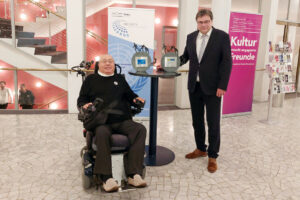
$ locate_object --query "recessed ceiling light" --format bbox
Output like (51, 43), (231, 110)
(155, 18), (161, 24)
(173, 19), (178, 26)
(20, 13), (27, 20)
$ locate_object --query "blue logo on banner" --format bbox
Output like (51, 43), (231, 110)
(130, 76), (148, 93)
(108, 35), (153, 117)
(112, 20), (129, 38)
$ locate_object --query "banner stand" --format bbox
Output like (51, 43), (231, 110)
(223, 12), (263, 115)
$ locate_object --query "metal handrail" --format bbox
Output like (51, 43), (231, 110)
(27, 0), (66, 20)
(37, 91), (67, 109)
(86, 30), (107, 44)
(0, 67), (89, 109)
(0, 67), (94, 72)
(26, 0), (108, 45)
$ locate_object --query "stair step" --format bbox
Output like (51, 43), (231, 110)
(34, 45), (57, 54)
(51, 52), (67, 64)
(0, 18), (10, 21)
(16, 31), (35, 38)
(17, 38), (46, 47)
(0, 24), (23, 31)
(0, 29), (12, 38)
(0, 18), (11, 25)
(0, 30), (35, 38)
(38, 51), (65, 56)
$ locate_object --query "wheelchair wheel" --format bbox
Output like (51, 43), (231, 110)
(82, 167), (92, 189)
(80, 146), (87, 158)
(142, 165), (146, 179)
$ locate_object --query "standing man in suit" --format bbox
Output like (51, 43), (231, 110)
(180, 9), (232, 173)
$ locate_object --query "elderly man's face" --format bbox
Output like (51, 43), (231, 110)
(99, 55), (115, 75)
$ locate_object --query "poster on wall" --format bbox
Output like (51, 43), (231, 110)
(222, 12), (263, 115)
(108, 7), (155, 117)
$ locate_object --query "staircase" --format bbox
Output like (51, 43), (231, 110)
(0, 18), (67, 64)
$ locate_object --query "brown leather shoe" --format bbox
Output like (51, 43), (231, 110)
(185, 149), (207, 159)
(207, 158), (217, 173)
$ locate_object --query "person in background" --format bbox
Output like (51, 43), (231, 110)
(0, 81), (13, 109)
(19, 83), (35, 109)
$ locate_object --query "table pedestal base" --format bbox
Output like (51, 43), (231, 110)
(144, 145), (175, 166)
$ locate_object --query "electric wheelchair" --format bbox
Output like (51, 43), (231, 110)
(78, 63), (146, 191)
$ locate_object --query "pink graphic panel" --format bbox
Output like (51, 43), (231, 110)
(223, 12), (263, 115)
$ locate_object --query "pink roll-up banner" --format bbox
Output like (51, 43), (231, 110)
(222, 12), (263, 115)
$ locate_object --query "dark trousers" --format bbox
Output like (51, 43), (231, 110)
(0, 104), (8, 109)
(21, 105), (33, 109)
(189, 82), (221, 158)
(93, 120), (146, 176)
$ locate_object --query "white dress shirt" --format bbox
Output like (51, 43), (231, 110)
(196, 28), (212, 82)
(0, 88), (13, 104)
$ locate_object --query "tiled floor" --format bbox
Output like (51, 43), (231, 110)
(0, 97), (299, 200)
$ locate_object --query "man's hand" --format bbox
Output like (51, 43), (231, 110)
(134, 97), (145, 103)
(216, 89), (226, 98)
(83, 102), (92, 110)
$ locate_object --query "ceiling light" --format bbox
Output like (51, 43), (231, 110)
(35, 82), (42, 88)
(50, 103), (58, 109)
(20, 13), (27, 20)
(155, 18), (161, 24)
(172, 19), (178, 26)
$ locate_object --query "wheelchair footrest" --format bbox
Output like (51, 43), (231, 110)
(83, 151), (95, 177)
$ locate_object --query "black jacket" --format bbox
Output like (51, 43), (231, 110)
(19, 90), (35, 105)
(77, 73), (138, 124)
(180, 28), (232, 94)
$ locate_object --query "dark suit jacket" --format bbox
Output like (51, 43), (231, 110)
(180, 27), (232, 94)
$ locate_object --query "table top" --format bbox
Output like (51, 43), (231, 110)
(129, 70), (181, 78)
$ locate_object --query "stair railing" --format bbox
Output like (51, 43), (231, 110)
(26, 0), (108, 46)
(0, 67), (94, 72)
(0, 67), (94, 110)
(36, 91), (67, 109)
(47, 11), (51, 45)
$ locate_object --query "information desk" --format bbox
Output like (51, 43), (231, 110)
(129, 71), (181, 166)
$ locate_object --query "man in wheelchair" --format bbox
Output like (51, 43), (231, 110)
(77, 54), (147, 192)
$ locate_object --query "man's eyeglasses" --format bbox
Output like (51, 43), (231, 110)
(197, 20), (211, 25)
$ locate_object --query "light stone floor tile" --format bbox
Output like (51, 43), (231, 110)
(0, 98), (300, 199)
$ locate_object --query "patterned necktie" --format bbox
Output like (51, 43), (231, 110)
(198, 34), (207, 63)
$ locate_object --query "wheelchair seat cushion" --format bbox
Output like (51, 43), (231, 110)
(92, 133), (130, 153)
(111, 134), (130, 147)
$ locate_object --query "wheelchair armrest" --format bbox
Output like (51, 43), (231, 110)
(130, 99), (145, 116)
